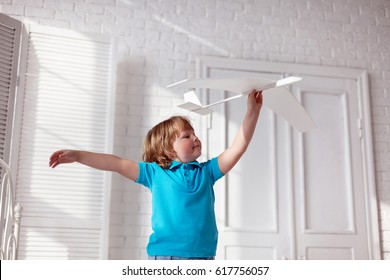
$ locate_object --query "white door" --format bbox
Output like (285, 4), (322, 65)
(200, 57), (380, 260)
(291, 76), (369, 260)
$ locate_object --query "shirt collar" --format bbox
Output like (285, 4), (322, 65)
(169, 160), (201, 170)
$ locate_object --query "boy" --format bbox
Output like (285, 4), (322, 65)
(49, 90), (263, 259)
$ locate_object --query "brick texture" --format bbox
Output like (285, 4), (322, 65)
(1, 0), (389, 260)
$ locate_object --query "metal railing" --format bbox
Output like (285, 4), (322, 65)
(0, 157), (22, 260)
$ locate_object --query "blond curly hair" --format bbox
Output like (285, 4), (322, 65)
(142, 116), (194, 169)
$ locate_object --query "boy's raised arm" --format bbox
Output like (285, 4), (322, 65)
(49, 150), (139, 181)
(217, 90), (263, 175)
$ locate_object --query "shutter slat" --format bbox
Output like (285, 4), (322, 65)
(0, 15), (21, 164)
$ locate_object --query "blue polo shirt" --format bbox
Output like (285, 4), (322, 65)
(136, 157), (224, 257)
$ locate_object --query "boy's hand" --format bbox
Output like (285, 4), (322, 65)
(248, 89), (263, 112)
(49, 150), (78, 168)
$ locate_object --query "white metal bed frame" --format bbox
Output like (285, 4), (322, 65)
(0, 157), (22, 260)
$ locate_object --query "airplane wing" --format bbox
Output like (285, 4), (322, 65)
(167, 76), (302, 93)
(167, 77), (276, 93)
(264, 87), (316, 133)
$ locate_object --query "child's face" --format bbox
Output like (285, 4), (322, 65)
(172, 129), (202, 163)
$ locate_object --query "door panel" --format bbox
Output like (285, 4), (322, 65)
(300, 90), (354, 233)
(306, 247), (354, 260)
(227, 97), (278, 231)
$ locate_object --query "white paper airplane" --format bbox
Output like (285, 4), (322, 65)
(167, 76), (316, 133)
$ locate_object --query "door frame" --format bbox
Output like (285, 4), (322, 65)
(196, 56), (380, 259)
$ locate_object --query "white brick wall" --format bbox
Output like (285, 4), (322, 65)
(1, 0), (389, 259)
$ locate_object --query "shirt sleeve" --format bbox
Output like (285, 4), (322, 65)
(209, 157), (224, 182)
(136, 161), (156, 189)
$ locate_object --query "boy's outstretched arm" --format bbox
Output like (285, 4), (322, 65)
(49, 150), (139, 181)
(218, 90), (263, 175)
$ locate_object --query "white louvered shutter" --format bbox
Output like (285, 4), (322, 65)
(0, 14), (21, 164)
(15, 25), (115, 259)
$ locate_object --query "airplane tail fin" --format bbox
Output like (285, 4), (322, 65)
(177, 91), (213, 115)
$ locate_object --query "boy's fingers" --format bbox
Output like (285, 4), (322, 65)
(254, 91), (263, 104)
(49, 157), (59, 168)
(49, 150), (65, 167)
